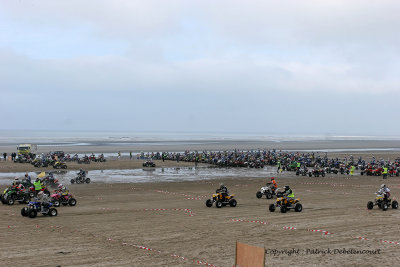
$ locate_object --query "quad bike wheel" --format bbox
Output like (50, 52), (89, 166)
(269, 204), (276, 212)
(216, 201), (223, 208)
(229, 199), (237, 207)
(69, 198), (77, 206)
(53, 200), (60, 207)
(308, 173), (312, 177)
(7, 197), (15, 205)
(205, 199), (213, 207)
(85, 178), (91, 184)
(76, 179), (81, 184)
(321, 173), (325, 177)
(70, 179), (75, 184)
(392, 200), (398, 209)
(23, 196), (30, 204)
(256, 191), (262, 199)
(49, 208), (58, 216)
(21, 207), (28, 217)
(28, 209), (38, 218)
(367, 201), (374, 210)
(280, 206), (287, 213)
(382, 203), (388, 211)
(294, 203), (303, 212)
(266, 192), (272, 199)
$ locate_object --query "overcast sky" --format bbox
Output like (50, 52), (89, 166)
(1, 0), (400, 136)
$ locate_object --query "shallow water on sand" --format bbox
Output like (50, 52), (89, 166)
(0, 166), (278, 185)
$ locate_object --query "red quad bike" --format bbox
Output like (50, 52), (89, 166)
(361, 167), (374, 176)
(28, 185), (50, 198)
(373, 167), (383, 176)
(50, 191), (77, 207)
(389, 168), (400, 177)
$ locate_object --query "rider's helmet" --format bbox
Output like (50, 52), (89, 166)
(381, 184), (386, 188)
(37, 191), (44, 197)
(271, 177), (275, 180)
(58, 184), (63, 189)
(285, 185), (290, 190)
(25, 173), (28, 177)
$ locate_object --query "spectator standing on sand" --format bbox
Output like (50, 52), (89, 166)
(118, 151), (121, 159)
(130, 151), (132, 159)
(3, 152), (7, 161)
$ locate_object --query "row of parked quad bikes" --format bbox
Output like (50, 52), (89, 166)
(291, 166), (399, 177)
(14, 154), (106, 168)
(204, 183), (398, 213)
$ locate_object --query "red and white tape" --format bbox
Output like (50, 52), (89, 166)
(140, 208), (194, 216)
(231, 219), (268, 225)
(231, 219), (296, 230)
(353, 236), (369, 241)
(109, 239), (218, 266)
(308, 229), (333, 235)
(381, 240), (400, 245)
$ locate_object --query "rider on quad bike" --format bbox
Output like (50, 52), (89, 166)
(378, 184), (390, 201)
(282, 185), (295, 202)
(217, 183), (229, 201)
(268, 177), (278, 192)
(57, 184), (69, 195)
(78, 169), (86, 178)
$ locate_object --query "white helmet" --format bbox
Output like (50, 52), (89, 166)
(58, 184), (63, 189)
(381, 184), (386, 188)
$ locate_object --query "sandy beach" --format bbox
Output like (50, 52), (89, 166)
(0, 143), (399, 266)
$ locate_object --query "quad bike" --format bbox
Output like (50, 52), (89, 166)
(143, 161), (156, 167)
(367, 193), (398, 211)
(256, 185), (282, 199)
(42, 176), (59, 189)
(28, 184), (51, 198)
(324, 167), (339, 174)
(78, 157), (90, 164)
(205, 190), (237, 208)
(339, 165), (350, 175)
(70, 174), (91, 184)
(21, 200), (57, 218)
(360, 167), (374, 176)
(1, 187), (31, 205)
(308, 169), (325, 177)
(53, 161), (67, 169)
(285, 162), (298, 172)
(269, 196), (303, 213)
(372, 167), (383, 176)
(296, 168), (308, 176)
(50, 191), (77, 207)
(95, 156), (106, 162)
(389, 168), (400, 177)
(33, 161), (49, 168)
